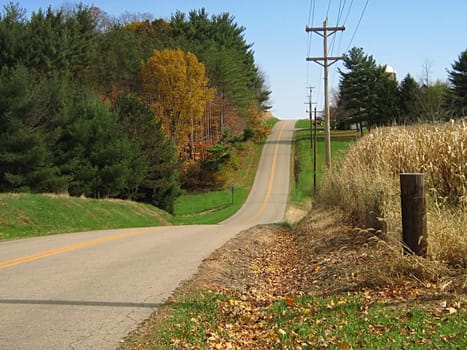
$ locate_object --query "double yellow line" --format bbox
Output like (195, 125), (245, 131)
(0, 228), (163, 270)
(243, 122), (287, 224)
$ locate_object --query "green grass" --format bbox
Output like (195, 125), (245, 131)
(172, 187), (249, 225)
(270, 294), (466, 349)
(0, 193), (169, 240)
(290, 120), (357, 204)
(134, 290), (466, 349)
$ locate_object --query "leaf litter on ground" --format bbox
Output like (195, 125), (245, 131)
(120, 207), (466, 349)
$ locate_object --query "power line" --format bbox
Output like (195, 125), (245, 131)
(346, 0), (370, 51)
(336, 0), (346, 25)
(343, 0), (355, 24)
(326, 0), (332, 19)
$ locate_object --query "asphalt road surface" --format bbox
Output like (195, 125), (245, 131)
(0, 120), (295, 350)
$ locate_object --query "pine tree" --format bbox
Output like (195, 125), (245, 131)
(0, 66), (66, 193)
(448, 49), (467, 116)
(113, 94), (180, 213)
(338, 47), (379, 130)
(399, 74), (421, 124)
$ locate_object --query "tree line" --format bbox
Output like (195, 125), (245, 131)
(0, 3), (271, 212)
(334, 47), (467, 131)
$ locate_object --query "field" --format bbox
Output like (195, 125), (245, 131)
(318, 121), (467, 270)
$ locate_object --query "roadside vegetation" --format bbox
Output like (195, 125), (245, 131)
(172, 132), (269, 224)
(121, 209), (466, 349)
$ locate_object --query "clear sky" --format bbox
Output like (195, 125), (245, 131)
(9, 0), (467, 120)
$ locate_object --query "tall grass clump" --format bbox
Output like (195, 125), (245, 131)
(318, 120), (467, 269)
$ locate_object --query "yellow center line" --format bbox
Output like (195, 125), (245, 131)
(0, 227), (167, 270)
(243, 122), (287, 224)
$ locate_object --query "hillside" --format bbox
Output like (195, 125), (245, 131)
(0, 193), (170, 240)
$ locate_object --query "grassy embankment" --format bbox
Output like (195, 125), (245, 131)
(0, 193), (171, 240)
(0, 119), (278, 240)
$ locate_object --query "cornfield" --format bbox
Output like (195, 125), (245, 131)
(318, 120), (467, 268)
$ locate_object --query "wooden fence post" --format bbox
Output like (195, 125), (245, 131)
(400, 173), (427, 257)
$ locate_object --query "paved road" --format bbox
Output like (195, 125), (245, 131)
(0, 120), (295, 350)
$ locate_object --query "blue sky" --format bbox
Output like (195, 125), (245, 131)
(9, 0), (467, 120)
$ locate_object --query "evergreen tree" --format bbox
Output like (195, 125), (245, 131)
(0, 2), (27, 68)
(374, 68), (400, 125)
(169, 9), (271, 115)
(0, 65), (66, 192)
(399, 74), (421, 124)
(113, 94), (180, 213)
(448, 49), (467, 116)
(339, 48), (401, 129)
(23, 5), (97, 79)
(338, 47), (379, 130)
(56, 92), (135, 198)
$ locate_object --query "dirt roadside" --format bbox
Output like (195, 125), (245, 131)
(120, 206), (466, 349)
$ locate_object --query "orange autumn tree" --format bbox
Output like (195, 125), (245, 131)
(141, 48), (215, 158)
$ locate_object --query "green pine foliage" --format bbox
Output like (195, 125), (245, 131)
(113, 94), (180, 214)
(0, 65), (66, 193)
(168, 9), (271, 114)
(338, 47), (399, 129)
(448, 49), (467, 116)
(398, 74), (422, 124)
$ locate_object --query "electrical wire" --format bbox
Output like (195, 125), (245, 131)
(336, 0), (346, 25)
(326, 0), (332, 20)
(346, 0), (370, 51)
(343, 0), (355, 24)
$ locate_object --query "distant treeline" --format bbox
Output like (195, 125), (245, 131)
(334, 47), (467, 131)
(0, 3), (271, 213)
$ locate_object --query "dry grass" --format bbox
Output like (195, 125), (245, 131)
(317, 120), (467, 276)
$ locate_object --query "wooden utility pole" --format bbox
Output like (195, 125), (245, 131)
(313, 107), (317, 196)
(306, 19), (345, 170)
(307, 86), (314, 149)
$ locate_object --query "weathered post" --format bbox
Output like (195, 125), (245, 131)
(400, 173), (427, 257)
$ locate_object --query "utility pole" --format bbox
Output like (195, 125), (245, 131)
(306, 19), (345, 170)
(306, 86), (314, 149)
(313, 107), (317, 196)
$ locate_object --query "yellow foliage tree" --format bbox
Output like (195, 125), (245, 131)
(141, 48), (215, 158)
